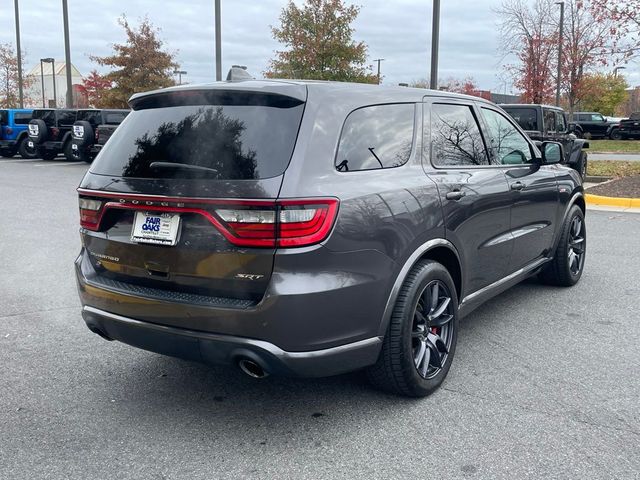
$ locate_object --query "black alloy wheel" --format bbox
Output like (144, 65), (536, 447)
(412, 280), (455, 379)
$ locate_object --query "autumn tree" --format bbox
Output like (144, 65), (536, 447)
(577, 72), (629, 115)
(0, 43), (33, 108)
(589, 0), (640, 57)
(90, 16), (177, 108)
(266, 0), (378, 83)
(496, 0), (557, 104)
(82, 70), (113, 108)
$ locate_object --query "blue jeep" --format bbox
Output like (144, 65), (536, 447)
(0, 109), (37, 158)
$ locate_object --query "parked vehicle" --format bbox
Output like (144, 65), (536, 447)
(612, 112), (640, 140)
(76, 81), (586, 397)
(570, 111), (617, 139)
(501, 104), (589, 179)
(28, 109), (77, 160)
(0, 108), (37, 159)
(71, 109), (129, 163)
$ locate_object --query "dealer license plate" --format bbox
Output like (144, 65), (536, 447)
(131, 212), (181, 246)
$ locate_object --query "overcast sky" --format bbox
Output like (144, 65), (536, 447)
(1, 0), (638, 92)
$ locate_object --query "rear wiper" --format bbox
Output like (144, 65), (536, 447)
(149, 162), (219, 174)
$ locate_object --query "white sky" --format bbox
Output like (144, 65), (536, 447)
(1, 0), (638, 92)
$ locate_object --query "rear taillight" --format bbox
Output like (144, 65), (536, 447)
(79, 197), (103, 230)
(51, 127), (60, 139)
(95, 129), (100, 141)
(213, 199), (339, 247)
(76, 190), (339, 248)
(6, 127), (13, 135)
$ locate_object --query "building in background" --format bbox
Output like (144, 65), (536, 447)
(621, 86), (640, 116)
(24, 61), (85, 108)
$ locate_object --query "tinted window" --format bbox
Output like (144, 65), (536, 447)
(57, 110), (77, 126)
(14, 112), (32, 125)
(503, 108), (537, 131)
(555, 112), (567, 133)
(590, 114), (605, 122)
(431, 104), (489, 166)
(104, 111), (128, 125)
(543, 109), (556, 133)
(481, 108), (533, 165)
(91, 97), (304, 180)
(77, 110), (102, 126)
(0, 110), (7, 126)
(33, 110), (56, 126)
(335, 104), (415, 172)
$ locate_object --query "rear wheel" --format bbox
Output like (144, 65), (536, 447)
(540, 205), (586, 286)
(18, 137), (37, 159)
(63, 140), (76, 161)
(40, 150), (57, 161)
(367, 260), (458, 397)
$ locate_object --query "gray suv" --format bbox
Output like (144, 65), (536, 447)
(76, 80), (586, 397)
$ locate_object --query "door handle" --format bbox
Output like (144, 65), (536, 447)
(445, 190), (466, 201)
(510, 181), (526, 191)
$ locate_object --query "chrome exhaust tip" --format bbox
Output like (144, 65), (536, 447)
(238, 358), (269, 379)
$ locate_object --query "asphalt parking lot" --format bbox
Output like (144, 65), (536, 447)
(1, 157), (639, 480)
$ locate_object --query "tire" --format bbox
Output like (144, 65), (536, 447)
(18, 137), (38, 159)
(367, 260), (459, 397)
(540, 205), (586, 287)
(28, 119), (47, 144)
(76, 148), (93, 164)
(63, 140), (76, 161)
(609, 129), (622, 140)
(575, 152), (587, 181)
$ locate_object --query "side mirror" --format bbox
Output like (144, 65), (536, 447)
(541, 141), (563, 164)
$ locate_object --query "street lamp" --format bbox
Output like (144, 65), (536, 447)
(555, 1), (565, 107)
(40, 58), (56, 107)
(62, 0), (73, 108)
(373, 58), (384, 85)
(14, 0), (24, 108)
(429, 0), (440, 90)
(614, 66), (626, 78)
(214, 0), (222, 81)
(174, 70), (188, 85)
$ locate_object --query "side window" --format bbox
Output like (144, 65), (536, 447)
(430, 103), (489, 166)
(481, 108), (533, 165)
(543, 109), (556, 133)
(335, 104), (415, 172)
(0, 110), (8, 126)
(591, 114), (605, 122)
(555, 112), (567, 133)
(14, 113), (32, 125)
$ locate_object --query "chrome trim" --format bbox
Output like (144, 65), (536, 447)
(82, 306), (382, 360)
(378, 238), (460, 336)
(459, 257), (548, 307)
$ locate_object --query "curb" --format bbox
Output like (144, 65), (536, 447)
(585, 193), (640, 208)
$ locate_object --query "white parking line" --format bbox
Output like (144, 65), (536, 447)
(0, 158), (42, 164)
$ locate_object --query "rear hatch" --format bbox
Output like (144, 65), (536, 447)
(78, 84), (318, 307)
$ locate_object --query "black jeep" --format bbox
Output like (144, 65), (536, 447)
(71, 109), (129, 163)
(502, 104), (589, 179)
(28, 109), (78, 160)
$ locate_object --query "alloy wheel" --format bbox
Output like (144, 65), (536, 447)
(412, 280), (455, 379)
(568, 216), (585, 275)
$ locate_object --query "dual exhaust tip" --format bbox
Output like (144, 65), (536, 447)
(238, 358), (269, 379)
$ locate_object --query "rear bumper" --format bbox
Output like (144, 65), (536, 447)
(82, 305), (382, 377)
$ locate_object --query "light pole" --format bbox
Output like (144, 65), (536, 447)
(373, 58), (384, 85)
(429, 0), (440, 90)
(555, 1), (564, 107)
(174, 70), (188, 85)
(62, 0), (73, 107)
(214, 0), (222, 81)
(613, 66), (626, 78)
(41, 58), (56, 107)
(14, 0), (24, 108)
(40, 60), (45, 107)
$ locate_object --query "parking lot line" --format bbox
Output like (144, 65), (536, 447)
(33, 162), (83, 167)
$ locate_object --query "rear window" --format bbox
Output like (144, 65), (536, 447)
(57, 110), (77, 125)
(503, 108), (538, 131)
(32, 110), (56, 126)
(0, 110), (7, 126)
(77, 110), (103, 125)
(104, 111), (128, 125)
(14, 112), (32, 124)
(90, 94), (304, 180)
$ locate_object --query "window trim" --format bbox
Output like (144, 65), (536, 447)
(333, 102), (418, 174)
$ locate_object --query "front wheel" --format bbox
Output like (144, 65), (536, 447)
(367, 260), (459, 397)
(609, 129), (622, 140)
(540, 205), (586, 287)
